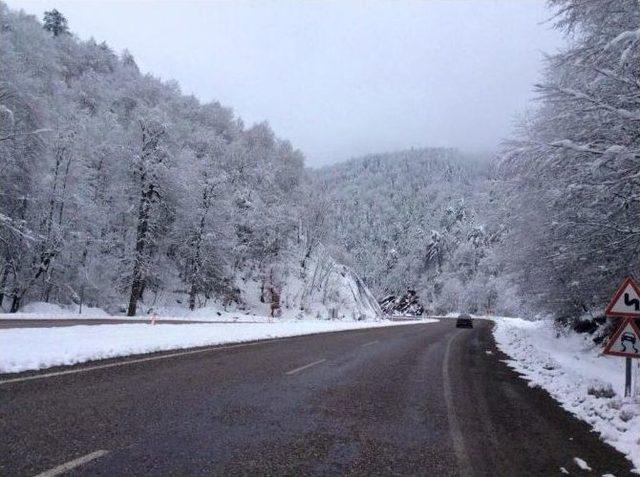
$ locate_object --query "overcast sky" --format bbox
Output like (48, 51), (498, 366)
(8, 0), (564, 166)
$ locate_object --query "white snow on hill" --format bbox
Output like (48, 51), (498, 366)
(493, 317), (640, 471)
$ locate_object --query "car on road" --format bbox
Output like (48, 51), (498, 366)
(456, 313), (473, 328)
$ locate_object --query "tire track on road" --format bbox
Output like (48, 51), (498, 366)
(442, 329), (474, 476)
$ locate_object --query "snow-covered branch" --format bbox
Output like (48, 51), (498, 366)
(538, 84), (640, 121)
(0, 128), (52, 142)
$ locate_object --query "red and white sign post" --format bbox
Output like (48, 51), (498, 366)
(602, 277), (640, 396)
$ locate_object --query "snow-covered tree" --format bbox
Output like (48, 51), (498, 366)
(314, 148), (497, 314)
(43, 9), (69, 37)
(500, 0), (640, 324)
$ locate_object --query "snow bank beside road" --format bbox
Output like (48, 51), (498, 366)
(0, 319), (437, 374)
(493, 317), (640, 470)
(5, 301), (111, 319)
(1, 302), (276, 322)
(2, 299), (380, 323)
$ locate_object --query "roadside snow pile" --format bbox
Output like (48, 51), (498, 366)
(494, 317), (640, 469)
(0, 319), (437, 374)
(0, 302), (271, 322)
(5, 302), (111, 319)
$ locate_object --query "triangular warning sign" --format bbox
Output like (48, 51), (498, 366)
(605, 277), (640, 318)
(604, 318), (640, 358)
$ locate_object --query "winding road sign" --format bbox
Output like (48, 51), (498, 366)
(603, 318), (640, 358)
(605, 277), (640, 318)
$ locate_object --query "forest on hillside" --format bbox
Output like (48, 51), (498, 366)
(314, 149), (512, 315)
(1, 0), (638, 329)
(498, 0), (640, 326)
(0, 3), (380, 320)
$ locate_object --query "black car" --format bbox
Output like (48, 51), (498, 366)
(456, 313), (473, 328)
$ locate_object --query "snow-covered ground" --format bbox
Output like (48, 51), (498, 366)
(0, 301), (282, 322)
(0, 300), (379, 323)
(2, 302), (112, 319)
(494, 317), (640, 470)
(1, 302), (494, 322)
(0, 318), (437, 374)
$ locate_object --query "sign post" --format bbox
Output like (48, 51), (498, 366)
(602, 277), (640, 397)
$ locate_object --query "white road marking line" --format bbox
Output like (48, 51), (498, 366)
(0, 340), (270, 386)
(442, 330), (474, 476)
(33, 450), (109, 477)
(285, 359), (327, 375)
(361, 340), (379, 347)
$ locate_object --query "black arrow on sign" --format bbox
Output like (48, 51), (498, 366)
(624, 293), (640, 311)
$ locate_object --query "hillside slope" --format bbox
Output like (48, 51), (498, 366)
(314, 149), (514, 314)
(0, 4), (380, 320)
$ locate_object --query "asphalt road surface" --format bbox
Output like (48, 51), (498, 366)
(0, 320), (634, 476)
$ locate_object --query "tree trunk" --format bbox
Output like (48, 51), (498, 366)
(57, 153), (72, 226)
(43, 272), (52, 302)
(127, 121), (164, 317)
(45, 144), (63, 237)
(78, 244), (88, 314)
(11, 249), (56, 312)
(188, 187), (210, 311)
(10, 293), (20, 313)
(40, 141), (69, 302)
(0, 256), (9, 308)
(127, 183), (153, 316)
(188, 282), (197, 311)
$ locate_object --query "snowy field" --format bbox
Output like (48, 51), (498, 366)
(0, 318), (438, 374)
(494, 317), (640, 470)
